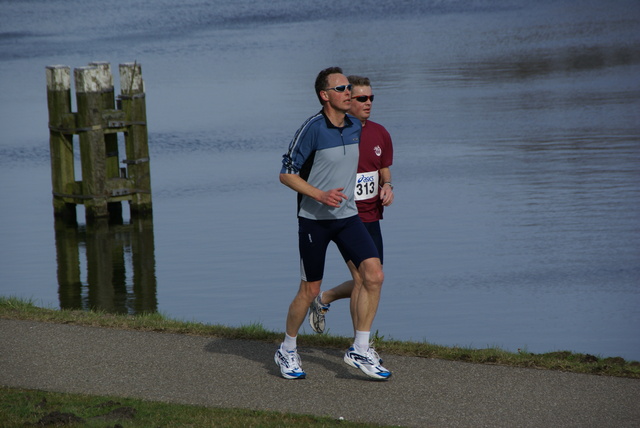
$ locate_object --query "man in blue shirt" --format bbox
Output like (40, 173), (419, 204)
(275, 67), (391, 380)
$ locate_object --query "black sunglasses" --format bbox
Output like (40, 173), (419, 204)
(324, 84), (352, 93)
(352, 95), (374, 103)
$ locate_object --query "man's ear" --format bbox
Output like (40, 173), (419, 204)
(319, 90), (329, 102)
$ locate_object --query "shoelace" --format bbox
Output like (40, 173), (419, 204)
(367, 344), (385, 365)
(368, 348), (381, 363)
(288, 351), (301, 368)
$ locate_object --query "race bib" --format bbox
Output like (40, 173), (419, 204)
(354, 171), (379, 201)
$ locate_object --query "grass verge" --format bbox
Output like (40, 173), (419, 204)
(0, 385), (383, 427)
(1, 296), (638, 378)
(2, 296), (638, 426)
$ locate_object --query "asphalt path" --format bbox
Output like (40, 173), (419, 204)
(1, 319), (638, 427)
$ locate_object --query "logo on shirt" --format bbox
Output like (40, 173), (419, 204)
(374, 145), (382, 157)
(357, 174), (375, 184)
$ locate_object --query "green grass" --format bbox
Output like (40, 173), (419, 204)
(1, 296), (638, 378)
(0, 385), (383, 427)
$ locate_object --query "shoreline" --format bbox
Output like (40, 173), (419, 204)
(1, 296), (638, 379)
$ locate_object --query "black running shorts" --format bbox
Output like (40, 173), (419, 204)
(298, 215), (379, 282)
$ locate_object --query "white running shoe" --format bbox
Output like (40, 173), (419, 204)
(308, 294), (330, 334)
(344, 346), (391, 380)
(274, 345), (306, 379)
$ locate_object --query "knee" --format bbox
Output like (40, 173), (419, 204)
(301, 280), (322, 300)
(361, 262), (384, 290)
(371, 268), (384, 288)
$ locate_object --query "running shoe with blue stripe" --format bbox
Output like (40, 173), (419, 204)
(344, 346), (391, 380)
(274, 345), (306, 379)
(308, 293), (330, 334)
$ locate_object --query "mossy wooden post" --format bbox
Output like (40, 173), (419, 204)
(75, 66), (109, 219)
(46, 65), (76, 222)
(90, 61), (123, 222)
(120, 62), (152, 216)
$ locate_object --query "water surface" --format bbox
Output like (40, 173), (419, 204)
(1, 0), (639, 360)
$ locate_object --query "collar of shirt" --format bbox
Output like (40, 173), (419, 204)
(320, 110), (355, 130)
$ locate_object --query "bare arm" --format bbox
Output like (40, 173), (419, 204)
(279, 173), (347, 208)
(379, 167), (394, 206)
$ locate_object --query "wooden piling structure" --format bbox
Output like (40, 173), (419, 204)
(46, 65), (76, 222)
(90, 62), (123, 221)
(119, 63), (152, 215)
(46, 62), (152, 222)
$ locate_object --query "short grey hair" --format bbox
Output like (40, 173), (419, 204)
(347, 75), (371, 87)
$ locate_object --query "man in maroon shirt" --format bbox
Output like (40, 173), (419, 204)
(309, 75), (395, 339)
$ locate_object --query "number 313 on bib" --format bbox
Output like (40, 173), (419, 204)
(354, 171), (379, 201)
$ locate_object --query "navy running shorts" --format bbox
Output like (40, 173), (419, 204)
(298, 215), (379, 282)
(337, 220), (384, 265)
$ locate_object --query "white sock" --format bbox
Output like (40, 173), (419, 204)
(283, 333), (297, 352)
(354, 330), (370, 353)
(317, 291), (324, 305)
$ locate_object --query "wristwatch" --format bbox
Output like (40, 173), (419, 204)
(383, 182), (394, 190)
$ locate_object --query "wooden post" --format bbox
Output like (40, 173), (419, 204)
(47, 61), (157, 314)
(75, 66), (109, 219)
(46, 61), (153, 223)
(46, 65), (76, 222)
(120, 62), (152, 216)
(90, 61), (123, 222)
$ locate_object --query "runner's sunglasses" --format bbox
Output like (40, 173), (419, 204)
(324, 84), (352, 92)
(352, 95), (375, 102)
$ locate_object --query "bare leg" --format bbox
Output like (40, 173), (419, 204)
(286, 279), (322, 337)
(346, 261), (362, 333)
(319, 261), (362, 333)
(321, 278), (354, 303)
(353, 257), (384, 332)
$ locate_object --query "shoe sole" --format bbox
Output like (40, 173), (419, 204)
(281, 371), (306, 380)
(307, 305), (325, 334)
(308, 312), (325, 334)
(343, 353), (391, 380)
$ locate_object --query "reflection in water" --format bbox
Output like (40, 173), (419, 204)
(1, 0), (638, 359)
(54, 216), (157, 314)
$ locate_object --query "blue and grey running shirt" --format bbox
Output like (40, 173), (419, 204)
(281, 111), (361, 220)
